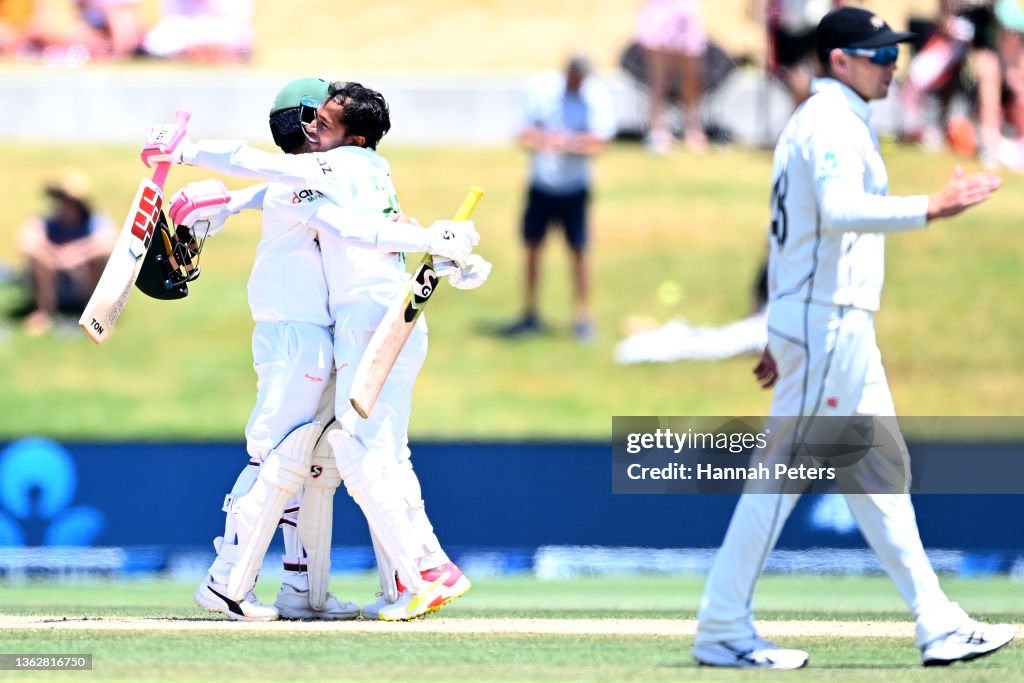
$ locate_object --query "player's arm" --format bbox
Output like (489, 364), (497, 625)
(143, 126), (350, 202)
(308, 203), (479, 263)
(169, 181), (268, 239)
(810, 130), (930, 234)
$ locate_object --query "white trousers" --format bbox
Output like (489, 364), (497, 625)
(245, 321), (334, 460)
(332, 322), (447, 572)
(696, 301), (967, 648)
(208, 321), (333, 586)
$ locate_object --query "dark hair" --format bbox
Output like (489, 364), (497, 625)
(327, 81), (391, 149)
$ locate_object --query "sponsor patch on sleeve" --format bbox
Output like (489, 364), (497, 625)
(817, 151), (839, 180)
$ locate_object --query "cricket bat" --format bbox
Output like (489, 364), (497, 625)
(79, 110), (190, 344)
(349, 186), (484, 418)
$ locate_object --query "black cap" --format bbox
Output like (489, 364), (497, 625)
(816, 7), (915, 65)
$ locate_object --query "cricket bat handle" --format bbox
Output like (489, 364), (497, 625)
(349, 186), (484, 419)
(152, 109), (191, 190)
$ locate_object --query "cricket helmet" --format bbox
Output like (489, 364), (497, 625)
(269, 77), (330, 152)
(135, 211), (200, 300)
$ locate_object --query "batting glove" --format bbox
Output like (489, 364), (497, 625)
(425, 220), (479, 265)
(169, 179), (232, 239)
(141, 122), (193, 167)
(445, 254), (492, 290)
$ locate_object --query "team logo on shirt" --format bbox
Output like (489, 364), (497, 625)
(292, 189), (326, 204)
(818, 152), (839, 180)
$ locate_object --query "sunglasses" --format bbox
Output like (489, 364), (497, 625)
(841, 46), (900, 66)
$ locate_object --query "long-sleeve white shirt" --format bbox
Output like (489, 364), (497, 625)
(767, 78), (930, 312)
(186, 142), (413, 331)
(223, 182), (331, 325)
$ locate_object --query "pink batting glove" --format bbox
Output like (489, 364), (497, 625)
(169, 179), (231, 238)
(141, 122), (190, 168)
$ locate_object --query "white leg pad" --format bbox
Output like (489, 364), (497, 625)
(371, 532), (399, 603)
(299, 426), (342, 611)
(394, 450), (447, 570)
(206, 461), (260, 586)
(227, 421), (320, 601)
(329, 428), (423, 593)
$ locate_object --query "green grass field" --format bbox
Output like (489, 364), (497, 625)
(0, 575), (1020, 681)
(1, 142), (1022, 441)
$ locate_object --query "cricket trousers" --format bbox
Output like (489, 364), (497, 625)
(207, 320), (334, 586)
(695, 300), (968, 648)
(331, 322), (448, 573)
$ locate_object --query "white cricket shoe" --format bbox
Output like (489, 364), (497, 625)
(274, 583), (360, 621)
(193, 576), (279, 621)
(921, 620), (1015, 666)
(361, 593), (390, 621)
(371, 562), (472, 621)
(693, 636), (809, 670)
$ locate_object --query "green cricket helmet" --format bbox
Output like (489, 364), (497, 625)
(269, 77), (330, 152)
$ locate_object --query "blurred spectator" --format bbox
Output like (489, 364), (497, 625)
(500, 55), (616, 343)
(2, 0), (82, 59)
(901, 1), (1010, 166)
(0, 0), (31, 55)
(996, 0), (1024, 166)
(762, 0), (846, 104)
(142, 0), (252, 63)
(635, 0), (708, 153)
(16, 170), (113, 336)
(78, 0), (141, 58)
(0, 0), (138, 62)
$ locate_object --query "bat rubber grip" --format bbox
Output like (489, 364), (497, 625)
(452, 186), (484, 221)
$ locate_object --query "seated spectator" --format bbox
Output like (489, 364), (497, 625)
(0, 0), (32, 55)
(996, 0), (1024, 167)
(142, 0), (252, 63)
(78, 0), (142, 58)
(16, 170), (113, 336)
(901, 1), (1009, 166)
(763, 0), (846, 106)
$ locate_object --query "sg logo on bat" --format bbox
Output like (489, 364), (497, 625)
(404, 265), (438, 323)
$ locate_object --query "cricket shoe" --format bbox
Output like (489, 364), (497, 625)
(274, 584), (360, 621)
(374, 563), (472, 621)
(921, 620), (1015, 666)
(693, 636), (809, 670)
(360, 593), (391, 621)
(193, 576), (278, 621)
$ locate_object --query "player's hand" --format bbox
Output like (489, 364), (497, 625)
(141, 122), (192, 167)
(425, 219), (480, 264)
(927, 165), (1002, 221)
(439, 254), (492, 290)
(753, 347), (778, 389)
(169, 180), (232, 239)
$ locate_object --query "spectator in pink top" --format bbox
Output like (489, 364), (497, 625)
(636, 0), (708, 153)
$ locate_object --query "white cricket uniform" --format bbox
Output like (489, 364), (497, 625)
(187, 141), (448, 571)
(234, 183), (334, 460)
(696, 79), (969, 649)
(206, 181), (334, 588)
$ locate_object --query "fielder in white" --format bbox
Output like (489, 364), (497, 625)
(145, 80), (483, 621)
(693, 7), (1014, 669)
